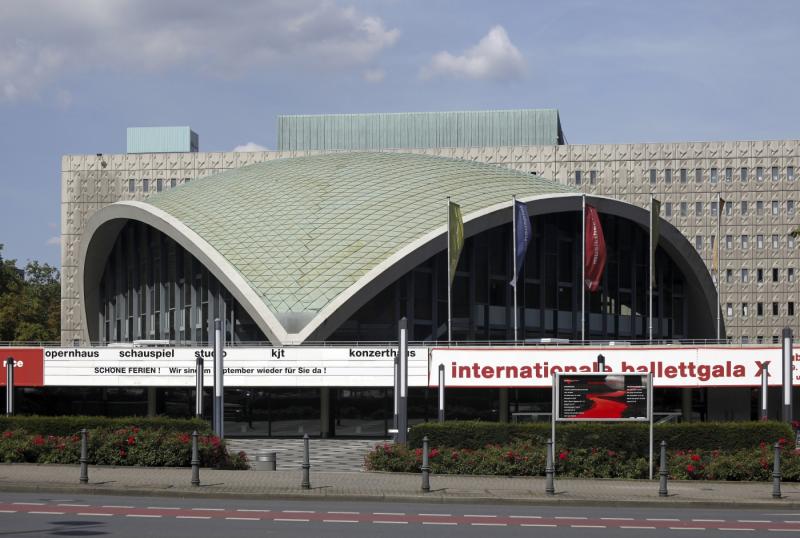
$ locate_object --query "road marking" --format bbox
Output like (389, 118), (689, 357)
(422, 521), (457, 525)
(0, 510), (17, 513)
(148, 506), (180, 510)
(573, 525), (607, 528)
(668, 528), (705, 531)
(521, 524), (557, 527)
(102, 505), (134, 509)
(28, 511), (65, 515)
(471, 523), (507, 526)
(374, 521), (408, 524)
(283, 510), (315, 513)
(13, 502), (45, 506)
(374, 512), (405, 516)
(769, 530), (800, 532)
(621, 526), (657, 529)
(57, 503), (89, 507)
(420, 513), (451, 517)
(785, 521), (800, 524)
(237, 509), (271, 513)
(225, 517), (259, 521)
(648, 518), (680, 521)
(739, 520), (771, 523)
(601, 517), (634, 520)
(328, 511), (360, 515)
(126, 514), (161, 518)
(177, 516), (211, 520)
(510, 515), (542, 519)
(693, 519), (725, 522)
(274, 518), (310, 522)
(465, 514), (497, 518)
(719, 529), (755, 532)
(323, 519), (358, 523)
(556, 516), (588, 520)
(191, 508), (225, 511)
(77, 513), (113, 517)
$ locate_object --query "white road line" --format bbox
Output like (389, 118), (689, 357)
(102, 505), (134, 509)
(739, 520), (771, 523)
(77, 513), (113, 517)
(420, 513), (451, 517)
(236, 509), (271, 513)
(768, 530), (800, 532)
(465, 514), (497, 518)
(328, 511), (360, 515)
(13, 502), (45, 506)
(521, 523), (557, 527)
(147, 506), (180, 510)
(191, 508), (225, 511)
(510, 515), (542, 519)
(126, 514), (162, 518)
(177, 516), (211, 520)
(422, 521), (457, 525)
(573, 525), (607, 529)
(719, 529), (755, 532)
(0, 510), (18, 513)
(693, 519), (725, 522)
(57, 503), (89, 507)
(28, 511), (65, 515)
(668, 528), (705, 531)
(556, 516), (588, 520)
(323, 520), (358, 523)
(374, 520), (408, 524)
(374, 512), (405, 516)
(621, 526), (657, 529)
(283, 510), (315, 514)
(274, 518), (310, 522)
(225, 517), (259, 521)
(785, 521), (800, 524)
(648, 518), (681, 521)
(602, 517), (635, 521)
(471, 523), (507, 526)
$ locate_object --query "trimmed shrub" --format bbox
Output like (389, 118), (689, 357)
(0, 416), (210, 436)
(408, 421), (793, 452)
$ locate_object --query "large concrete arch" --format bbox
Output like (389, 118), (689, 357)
(80, 194), (720, 345)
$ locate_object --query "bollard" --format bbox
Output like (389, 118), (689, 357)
(545, 438), (555, 496)
(191, 431), (200, 487)
(773, 442), (782, 499)
(658, 440), (668, 497)
(421, 436), (431, 492)
(79, 429), (88, 484)
(301, 433), (311, 489)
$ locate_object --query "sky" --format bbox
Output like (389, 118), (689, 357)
(0, 0), (798, 269)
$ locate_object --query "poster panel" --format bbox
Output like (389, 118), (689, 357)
(43, 346), (429, 387)
(556, 373), (649, 421)
(430, 346), (786, 388)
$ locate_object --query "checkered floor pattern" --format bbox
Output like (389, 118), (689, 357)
(226, 438), (387, 472)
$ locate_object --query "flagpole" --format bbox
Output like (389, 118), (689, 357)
(716, 194), (721, 342)
(581, 194), (586, 342)
(447, 196), (452, 343)
(512, 196), (518, 343)
(649, 195), (654, 342)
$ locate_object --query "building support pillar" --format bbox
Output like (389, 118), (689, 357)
(320, 387), (331, 438)
(147, 387), (157, 417)
(499, 388), (509, 423)
(681, 388), (692, 421)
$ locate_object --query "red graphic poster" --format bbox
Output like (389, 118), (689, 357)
(558, 374), (648, 420)
(584, 205), (607, 292)
(0, 348), (45, 387)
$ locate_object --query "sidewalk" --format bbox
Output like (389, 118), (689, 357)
(1, 464), (799, 508)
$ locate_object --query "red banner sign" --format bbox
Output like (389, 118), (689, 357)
(584, 204), (607, 292)
(0, 348), (45, 387)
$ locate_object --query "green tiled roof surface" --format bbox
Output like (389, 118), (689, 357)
(145, 152), (573, 318)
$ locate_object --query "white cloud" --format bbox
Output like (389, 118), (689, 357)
(46, 236), (60, 247)
(232, 142), (269, 152)
(421, 25), (526, 81)
(0, 0), (400, 102)
(362, 68), (385, 83)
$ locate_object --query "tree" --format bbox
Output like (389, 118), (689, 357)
(0, 244), (60, 342)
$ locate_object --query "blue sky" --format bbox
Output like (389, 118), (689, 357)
(1, 0), (798, 268)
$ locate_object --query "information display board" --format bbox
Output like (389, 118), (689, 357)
(555, 373), (650, 421)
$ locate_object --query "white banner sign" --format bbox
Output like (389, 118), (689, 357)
(429, 347), (788, 388)
(43, 347), (429, 387)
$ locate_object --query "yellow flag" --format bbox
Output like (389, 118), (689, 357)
(448, 201), (464, 286)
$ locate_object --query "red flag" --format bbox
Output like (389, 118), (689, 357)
(584, 204), (607, 292)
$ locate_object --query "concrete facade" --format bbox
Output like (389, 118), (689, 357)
(61, 140), (800, 345)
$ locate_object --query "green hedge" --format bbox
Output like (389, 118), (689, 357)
(408, 421), (793, 452)
(0, 416), (211, 436)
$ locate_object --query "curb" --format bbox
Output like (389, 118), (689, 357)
(1, 481), (799, 510)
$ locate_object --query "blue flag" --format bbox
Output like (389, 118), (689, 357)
(510, 200), (532, 287)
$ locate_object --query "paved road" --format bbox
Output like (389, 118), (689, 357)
(2, 490), (800, 537)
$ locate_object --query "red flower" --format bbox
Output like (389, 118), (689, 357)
(2, 430), (12, 439)
(429, 448), (440, 458)
(127, 436), (136, 446)
(759, 442), (766, 449)
(178, 433), (190, 444)
(558, 452), (568, 461)
(132, 427), (140, 434)
(119, 449), (127, 458)
(779, 438), (787, 447)
(506, 450), (516, 461)
(607, 450), (616, 457)
(685, 464), (695, 473)
(33, 435), (45, 446)
(414, 448), (423, 457)
(690, 454), (701, 462)
(209, 436), (221, 448)
(451, 451), (459, 461)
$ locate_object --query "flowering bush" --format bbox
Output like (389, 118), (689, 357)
(0, 428), (247, 469)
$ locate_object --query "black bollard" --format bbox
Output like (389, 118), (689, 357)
(191, 431), (200, 487)
(79, 429), (88, 484)
(773, 442), (782, 499)
(421, 436), (431, 492)
(301, 434), (310, 489)
(545, 438), (555, 496)
(658, 440), (668, 497)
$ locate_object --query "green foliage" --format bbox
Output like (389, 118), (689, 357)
(0, 427), (247, 469)
(408, 420), (793, 452)
(0, 245), (60, 342)
(0, 415), (211, 436)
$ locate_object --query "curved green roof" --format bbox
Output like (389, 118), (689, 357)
(145, 152), (573, 321)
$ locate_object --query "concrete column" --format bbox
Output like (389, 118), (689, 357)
(499, 388), (509, 423)
(320, 387), (331, 438)
(147, 387), (157, 417)
(681, 388), (692, 421)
